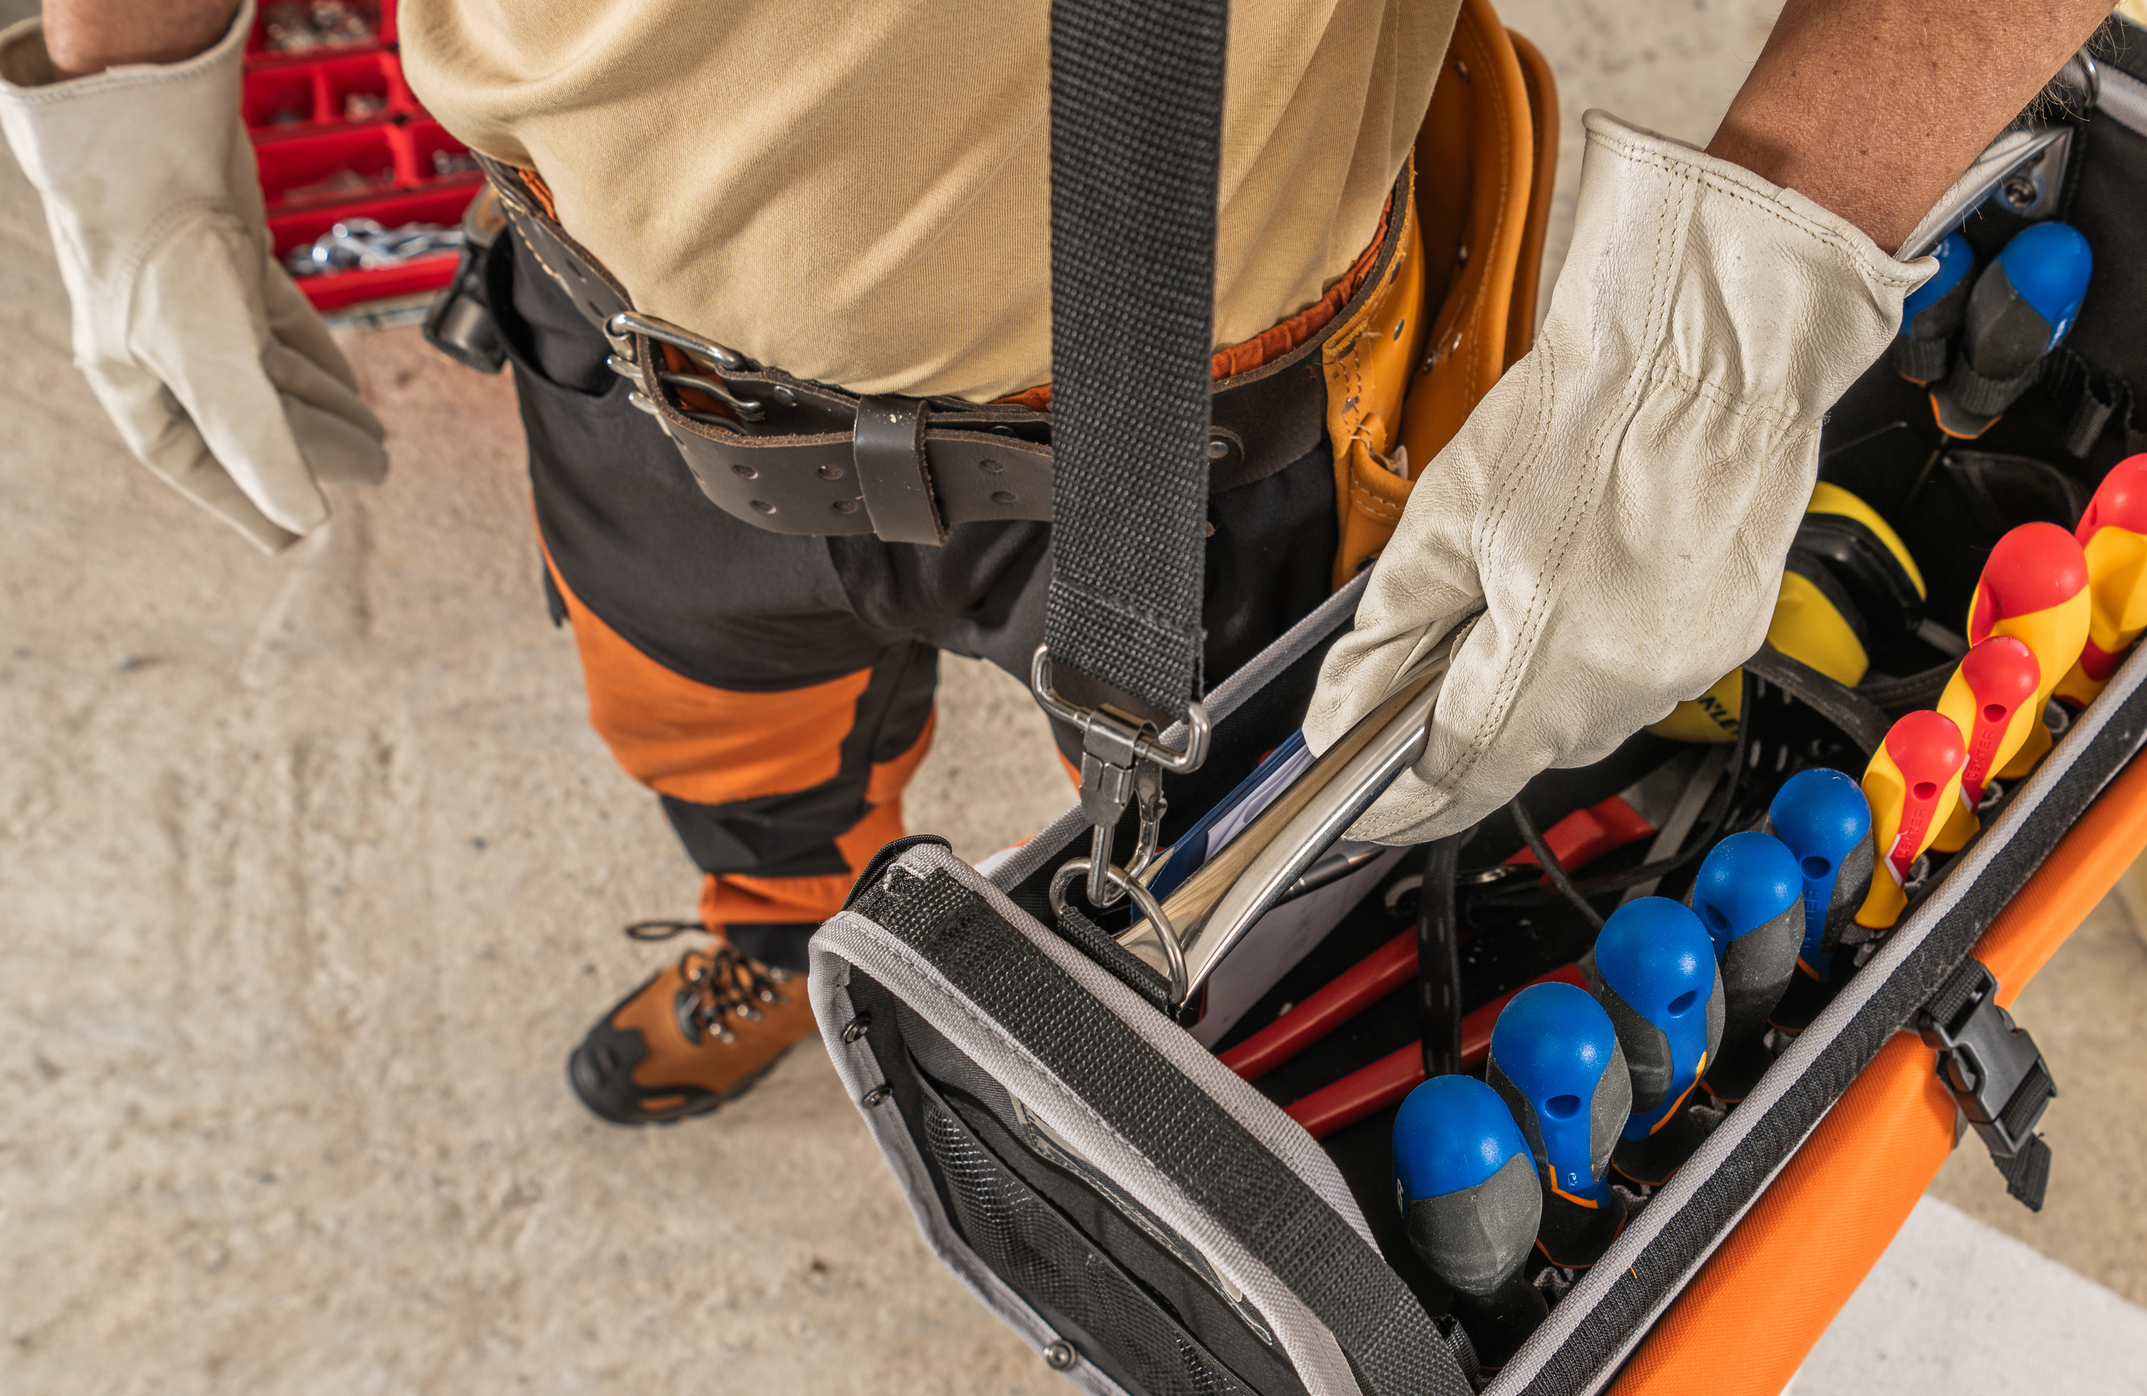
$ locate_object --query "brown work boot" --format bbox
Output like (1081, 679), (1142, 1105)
(567, 920), (817, 1125)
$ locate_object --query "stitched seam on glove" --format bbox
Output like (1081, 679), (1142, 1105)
(116, 200), (247, 331)
(1446, 158), (1694, 807)
(1586, 122), (1925, 295)
(1445, 355), (1577, 803)
(1650, 361), (1808, 433)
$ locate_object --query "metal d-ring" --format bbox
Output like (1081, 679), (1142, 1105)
(1049, 858), (1188, 1007)
(606, 310), (765, 421)
(608, 310), (746, 370)
(656, 367), (763, 419)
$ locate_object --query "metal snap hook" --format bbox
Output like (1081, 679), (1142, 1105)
(1049, 859), (1187, 1007)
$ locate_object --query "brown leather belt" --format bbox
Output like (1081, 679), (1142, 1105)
(481, 152), (1408, 546)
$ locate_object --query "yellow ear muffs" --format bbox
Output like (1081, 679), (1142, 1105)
(1649, 484), (1926, 743)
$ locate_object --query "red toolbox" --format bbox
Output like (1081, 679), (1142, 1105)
(243, 1), (479, 313)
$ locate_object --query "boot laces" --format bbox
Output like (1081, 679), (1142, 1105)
(624, 920), (789, 1043)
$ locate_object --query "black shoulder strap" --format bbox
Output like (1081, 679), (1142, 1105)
(1044, 0), (1226, 719)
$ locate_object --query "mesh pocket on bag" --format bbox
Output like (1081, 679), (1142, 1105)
(921, 1098), (1249, 1396)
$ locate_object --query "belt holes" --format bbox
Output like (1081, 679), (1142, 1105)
(818, 463), (845, 480)
(992, 491), (1017, 505)
(731, 462), (758, 480)
(979, 458), (1005, 474)
(832, 499), (860, 515)
(750, 500), (777, 515)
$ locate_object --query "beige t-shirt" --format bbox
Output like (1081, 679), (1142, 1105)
(401, 1), (1455, 401)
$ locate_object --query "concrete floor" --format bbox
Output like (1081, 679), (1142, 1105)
(4, 1), (2145, 1392)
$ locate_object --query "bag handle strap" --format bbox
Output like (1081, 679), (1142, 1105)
(1042, 0), (1226, 721)
(1031, 0), (1227, 911)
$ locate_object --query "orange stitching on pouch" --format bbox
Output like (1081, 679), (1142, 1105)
(1325, 181), (1418, 556)
(1460, 19), (1515, 407)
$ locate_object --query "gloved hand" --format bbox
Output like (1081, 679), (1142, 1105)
(1303, 112), (1931, 843)
(0, 0), (386, 553)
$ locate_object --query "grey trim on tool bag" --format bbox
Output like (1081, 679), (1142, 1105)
(812, 884), (1358, 1394)
(807, 955), (1126, 1396)
(990, 574), (1372, 894)
(1491, 637), (2147, 1396)
(2097, 62), (2147, 140)
(815, 841), (1474, 1396)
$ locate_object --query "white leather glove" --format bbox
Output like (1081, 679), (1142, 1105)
(0, 0), (386, 553)
(1304, 112), (1932, 843)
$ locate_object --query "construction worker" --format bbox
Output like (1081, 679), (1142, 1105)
(0, 0), (2115, 1128)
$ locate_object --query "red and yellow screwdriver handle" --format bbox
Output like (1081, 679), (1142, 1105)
(1966, 522), (2090, 781)
(1929, 636), (2040, 855)
(1855, 710), (1968, 931)
(2055, 454), (2147, 708)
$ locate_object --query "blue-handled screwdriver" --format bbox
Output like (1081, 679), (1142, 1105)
(1486, 981), (1631, 1269)
(1592, 898), (1723, 1186)
(1394, 1075), (1548, 1369)
(1893, 231), (1975, 384)
(1763, 767), (1876, 1034)
(1690, 832), (1806, 1104)
(1930, 221), (2092, 439)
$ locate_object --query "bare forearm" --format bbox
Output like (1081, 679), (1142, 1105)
(1709, 0), (2111, 253)
(42, 0), (240, 79)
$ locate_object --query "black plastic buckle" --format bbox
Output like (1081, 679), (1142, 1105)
(421, 184), (509, 375)
(1916, 957), (2057, 1210)
(421, 241), (507, 374)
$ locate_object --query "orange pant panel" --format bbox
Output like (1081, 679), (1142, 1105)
(541, 542), (942, 930)
(546, 557), (868, 807)
(697, 715), (937, 927)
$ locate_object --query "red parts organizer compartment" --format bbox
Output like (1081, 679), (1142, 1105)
(246, 0), (396, 66)
(255, 125), (397, 205)
(267, 185), (482, 310)
(244, 1), (476, 313)
(241, 51), (409, 135)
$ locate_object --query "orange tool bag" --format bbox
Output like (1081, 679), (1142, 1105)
(809, 5), (2147, 1394)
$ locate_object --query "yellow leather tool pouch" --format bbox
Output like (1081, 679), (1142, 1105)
(1324, 0), (1559, 586)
